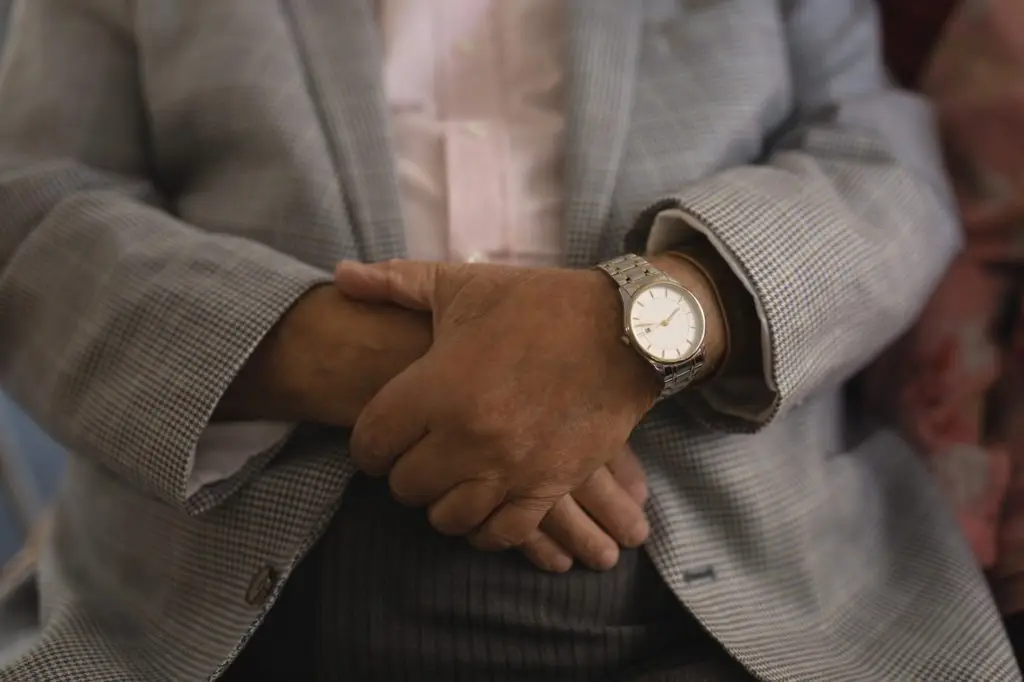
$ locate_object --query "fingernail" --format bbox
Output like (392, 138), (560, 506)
(550, 554), (573, 573)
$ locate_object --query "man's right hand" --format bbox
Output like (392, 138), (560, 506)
(216, 284), (649, 570)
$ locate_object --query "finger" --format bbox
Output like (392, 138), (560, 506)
(387, 433), (466, 506)
(334, 259), (439, 311)
(540, 494), (620, 571)
(519, 529), (574, 573)
(571, 467), (649, 549)
(350, 358), (431, 476)
(605, 446), (649, 507)
(427, 478), (507, 536)
(471, 497), (554, 552)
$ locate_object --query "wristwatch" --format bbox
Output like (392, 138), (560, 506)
(595, 253), (707, 398)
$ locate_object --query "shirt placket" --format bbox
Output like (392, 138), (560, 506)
(438, 0), (507, 263)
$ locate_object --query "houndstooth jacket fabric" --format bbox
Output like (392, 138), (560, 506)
(0, 0), (1017, 679)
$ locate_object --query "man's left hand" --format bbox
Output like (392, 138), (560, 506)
(333, 259), (661, 551)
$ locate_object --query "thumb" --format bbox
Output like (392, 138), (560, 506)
(334, 259), (439, 312)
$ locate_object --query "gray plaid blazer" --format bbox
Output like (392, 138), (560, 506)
(0, 0), (1017, 679)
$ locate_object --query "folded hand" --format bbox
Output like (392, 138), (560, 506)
(334, 259), (659, 554)
(523, 446), (649, 572)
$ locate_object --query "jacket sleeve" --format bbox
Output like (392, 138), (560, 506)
(630, 0), (960, 431)
(0, 0), (330, 512)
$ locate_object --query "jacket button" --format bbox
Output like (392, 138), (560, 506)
(245, 565), (278, 606)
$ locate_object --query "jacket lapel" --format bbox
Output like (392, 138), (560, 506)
(562, 0), (643, 268)
(281, 0), (641, 267)
(281, 0), (406, 263)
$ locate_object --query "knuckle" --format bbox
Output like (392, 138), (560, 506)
(375, 258), (396, 282)
(470, 530), (515, 552)
(474, 526), (522, 551)
(539, 495), (572, 525)
(381, 259), (403, 297)
(463, 409), (509, 442)
(462, 417), (525, 461)
(500, 529), (529, 549)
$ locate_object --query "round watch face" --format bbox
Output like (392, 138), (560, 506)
(627, 283), (704, 363)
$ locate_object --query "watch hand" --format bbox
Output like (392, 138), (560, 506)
(658, 307), (681, 327)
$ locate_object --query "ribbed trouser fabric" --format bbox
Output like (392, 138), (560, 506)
(223, 474), (755, 681)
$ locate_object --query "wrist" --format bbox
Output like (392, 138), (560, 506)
(215, 284), (432, 425)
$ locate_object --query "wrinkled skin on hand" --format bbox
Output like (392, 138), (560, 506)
(524, 446), (650, 572)
(334, 259), (660, 554)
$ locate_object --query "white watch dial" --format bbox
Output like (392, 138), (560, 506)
(627, 283), (703, 363)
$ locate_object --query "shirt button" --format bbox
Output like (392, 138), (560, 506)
(245, 565), (278, 606)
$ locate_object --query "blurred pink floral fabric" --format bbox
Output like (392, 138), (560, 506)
(864, 0), (1024, 614)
